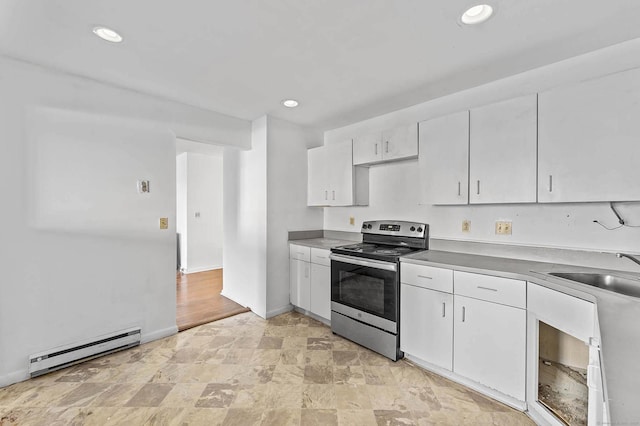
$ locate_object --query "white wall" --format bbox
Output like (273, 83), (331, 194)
(266, 117), (324, 317)
(324, 38), (640, 255)
(222, 116), (323, 318)
(176, 153), (188, 269)
(222, 117), (269, 317)
(185, 153), (223, 272)
(0, 55), (250, 387)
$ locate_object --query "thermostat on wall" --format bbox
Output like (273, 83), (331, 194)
(137, 180), (150, 193)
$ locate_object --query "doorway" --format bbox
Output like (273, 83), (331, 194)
(175, 140), (248, 331)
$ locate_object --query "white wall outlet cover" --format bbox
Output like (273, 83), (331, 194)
(137, 180), (150, 193)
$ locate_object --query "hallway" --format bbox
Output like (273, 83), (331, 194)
(176, 269), (249, 331)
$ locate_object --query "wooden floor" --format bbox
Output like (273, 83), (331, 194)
(176, 269), (249, 331)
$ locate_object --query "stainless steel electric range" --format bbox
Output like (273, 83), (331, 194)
(329, 220), (429, 361)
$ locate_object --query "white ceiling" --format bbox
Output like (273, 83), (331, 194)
(2, 1), (640, 131)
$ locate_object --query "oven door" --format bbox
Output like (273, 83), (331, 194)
(329, 253), (399, 333)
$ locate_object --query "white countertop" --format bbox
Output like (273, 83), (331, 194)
(288, 238), (354, 250)
(401, 250), (640, 424)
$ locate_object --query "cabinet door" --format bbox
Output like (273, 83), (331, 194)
(401, 284), (453, 371)
(469, 94), (537, 204)
(382, 124), (418, 162)
(307, 146), (328, 206)
(353, 132), (383, 165)
(290, 259), (310, 311)
(418, 111), (469, 205)
(326, 139), (354, 206)
(538, 67), (640, 202)
(310, 263), (331, 320)
(454, 295), (526, 401)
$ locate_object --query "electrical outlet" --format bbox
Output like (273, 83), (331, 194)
(349, 216), (355, 225)
(159, 218), (168, 229)
(495, 221), (512, 235)
(504, 221), (512, 235)
(462, 220), (471, 232)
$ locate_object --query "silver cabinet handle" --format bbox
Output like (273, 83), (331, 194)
(477, 286), (498, 292)
(375, 143), (378, 155)
(417, 275), (433, 280)
(332, 190), (335, 200)
(476, 180), (480, 195)
(442, 302), (446, 318)
(462, 306), (466, 322)
(548, 175), (553, 192)
(385, 141), (389, 153)
(458, 181), (461, 196)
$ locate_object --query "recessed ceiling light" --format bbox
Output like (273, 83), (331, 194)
(93, 26), (123, 43)
(461, 4), (494, 25)
(282, 99), (299, 108)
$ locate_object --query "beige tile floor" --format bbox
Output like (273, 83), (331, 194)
(0, 311), (535, 425)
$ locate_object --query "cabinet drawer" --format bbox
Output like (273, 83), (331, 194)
(454, 271), (526, 308)
(310, 248), (331, 266)
(289, 244), (311, 262)
(401, 263), (453, 293)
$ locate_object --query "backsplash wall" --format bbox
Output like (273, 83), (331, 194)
(323, 160), (640, 255)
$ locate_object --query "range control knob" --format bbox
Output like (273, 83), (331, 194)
(417, 227), (423, 233)
(362, 223), (366, 228)
(410, 226), (416, 232)
(367, 224), (372, 229)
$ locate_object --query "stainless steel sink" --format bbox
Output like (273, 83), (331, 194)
(549, 272), (640, 298)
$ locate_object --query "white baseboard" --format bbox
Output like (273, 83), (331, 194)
(184, 265), (222, 274)
(293, 307), (331, 326)
(403, 354), (527, 412)
(141, 325), (178, 344)
(266, 304), (294, 319)
(0, 369), (29, 388)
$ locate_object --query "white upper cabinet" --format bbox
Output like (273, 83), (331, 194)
(307, 145), (328, 206)
(418, 111), (469, 205)
(353, 132), (383, 165)
(538, 67), (640, 202)
(307, 139), (369, 206)
(353, 124), (418, 166)
(382, 124), (419, 162)
(469, 94), (538, 204)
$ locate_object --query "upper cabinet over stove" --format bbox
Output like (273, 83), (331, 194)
(353, 124), (418, 166)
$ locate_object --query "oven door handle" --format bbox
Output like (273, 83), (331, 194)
(329, 254), (397, 272)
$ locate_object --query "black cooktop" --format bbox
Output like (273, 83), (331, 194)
(331, 243), (424, 262)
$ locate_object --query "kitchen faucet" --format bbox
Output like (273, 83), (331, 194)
(616, 253), (640, 267)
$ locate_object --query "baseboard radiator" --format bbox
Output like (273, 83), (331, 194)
(28, 327), (141, 377)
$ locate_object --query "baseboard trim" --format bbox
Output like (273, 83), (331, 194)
(184, 265), (222, 274)
(0, 369), (29, 388)
(403, 354), (527, 412)
(266, 304), (294, 319)
(141, 325), (178, 344)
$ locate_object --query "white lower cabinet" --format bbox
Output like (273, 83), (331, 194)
(289, 245), (331, 321)
(453, 294), (526, 401)
(400, 263), (527, 405)
(401, 284), (453, 371)
(289, 258), (310, 311)
(310, 263), (331, 320)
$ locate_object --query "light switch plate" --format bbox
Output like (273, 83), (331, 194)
(462, 220), (471, 232)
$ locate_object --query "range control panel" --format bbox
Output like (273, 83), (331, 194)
(361, 220), (427, 238)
